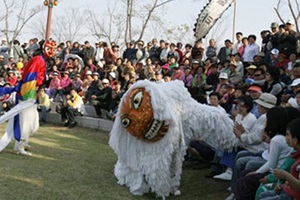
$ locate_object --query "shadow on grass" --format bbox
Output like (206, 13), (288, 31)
(0, 123), (230, 200)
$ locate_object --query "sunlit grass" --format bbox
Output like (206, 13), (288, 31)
(0, 123), (229, 200)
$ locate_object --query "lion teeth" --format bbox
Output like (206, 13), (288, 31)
(145, 120), (163, 139)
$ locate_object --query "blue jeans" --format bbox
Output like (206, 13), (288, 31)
(259, 190), (292, 200)
(38, 106), (50, 121)
(231, 150), (266, 194)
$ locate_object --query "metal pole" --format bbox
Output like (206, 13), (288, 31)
(45, 0), (54, 40)
(232, 0), (237, 43)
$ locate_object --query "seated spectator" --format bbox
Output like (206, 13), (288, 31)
(191, 65), (206, 98)
(91, 78), (112, 117)
(263, 67), (285, 105)
(47, 71), (60, 99)
(213, 96), (257, 181)
(226, 93), (276, 200)
(6, 70), (18, 86)
(71, 73), (83, 94)
(228, 62), (243, 85)
(203, 64), (219, 92)
(171, 66), (184, 81)
(110, 81), (123, 115)
(236, 107), (300, 200)
(61, 88), (84, 128)
(37, 88), (50, 124)
(182, 67), (193, 91)
(108, 72), (117, 90)
(155, 71), (164, 84)
(286, 78), (300, 109)
(56, 71), (71, 101)
(85, 72), (102, 104)
(258, 118), (300, 200)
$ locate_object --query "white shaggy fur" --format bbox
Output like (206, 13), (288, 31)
(109, 80), (235, 198)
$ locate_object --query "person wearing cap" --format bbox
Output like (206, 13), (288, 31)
(214, 96), (257, 181)
(243, 34), (260, 63)
(226, 93), (277, 199)
(56, 71), (71, 101)
(228, 62), (242, 85)
(85, 71), (103, 105)
(215, 72), (229, 93)
(246, 84), (263, 118)
(47, 71), (61, 99)
(278, 19), (299, 56)
(136, 41), (146, 65)
(71, 73), (83, 93)
(108, 71), (117, 89)
(7, 70), (18, 86)
(286, 78), (300, 109)
(91, 78), (112, 117)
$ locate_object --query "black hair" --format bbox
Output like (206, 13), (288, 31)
(267, 67), (280, 82)
(248, 34), (257, 41)
(209, 92), (221, 100)
(236, 32), (243, 36)
(265, 107), (300, 138)
(287, 118), (300, 141)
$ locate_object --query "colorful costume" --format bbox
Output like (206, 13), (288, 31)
(0, 40), (56, 156)
(109, 80), (235, 199)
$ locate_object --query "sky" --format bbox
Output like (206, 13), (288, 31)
(0, 0), (293, 47)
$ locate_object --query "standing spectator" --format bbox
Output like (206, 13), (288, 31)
(243, 34), (260, 63)
(206, 39), (218, 61)
(94, 39), (104, 63)
(136, 41), (146, 65)
(279, 20), (300, 56)
(103, 42), (116, 63)
(168, 43), (180, 62)
(149, 38), (160, 63)
(81, 41), (95, 65)
(191, 39), (205, 61)
(218, 39), (232, 63)
(238, 37), (248, 58)
(160, 40), (170, 65)
(232, 32), (243, 54)
(181, 44), (192, 65)
(176, 42), (184, 64)
(10, 40), (24, 62)
(70, 41), (81, 56)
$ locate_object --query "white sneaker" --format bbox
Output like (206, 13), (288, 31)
(225, 193), (235, 200)
(15, 148), (32, 156)
(213, 170), (232, 181)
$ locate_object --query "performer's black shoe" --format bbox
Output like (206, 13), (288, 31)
(68, 121), (77, 128)
(64, 121), (70, 127)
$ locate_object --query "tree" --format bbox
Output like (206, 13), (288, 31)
(274, 0), (300, 33)
(0, 0), (44, 45)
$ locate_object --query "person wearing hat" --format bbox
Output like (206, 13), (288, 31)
(47, 71), (61, 99)
(108, 71), (117, 89)
(278, 19), (299, 56)
(7, 70), (18, 86)
(85, 71), (103, 105)
(228, 62), (243, 85)
(136, 40), (146, 65)
(71, 73), (83, 93)
(56, 70), (71, 102)
(91, 78), (112, 117)
(225, 93), (277, 199)
(215, 72), (229, 94)
(286, 78), (300, 109)
(247, 84), (263, 118)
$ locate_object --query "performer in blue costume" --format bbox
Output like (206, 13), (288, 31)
(0, 40), (56, 156)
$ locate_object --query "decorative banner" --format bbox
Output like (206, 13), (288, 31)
(194, 0), (234, 40)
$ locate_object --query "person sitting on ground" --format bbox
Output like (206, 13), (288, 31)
(37, 88), (50, 124)
(60, 88), (84, 128)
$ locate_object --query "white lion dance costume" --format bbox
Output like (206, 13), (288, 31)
(109, 80), (235, 199)
(0, 40), (56, 156)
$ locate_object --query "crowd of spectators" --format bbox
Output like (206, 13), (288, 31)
(1, 19), (300, 198)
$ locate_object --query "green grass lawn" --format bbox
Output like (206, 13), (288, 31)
(0, 123), (230, 200)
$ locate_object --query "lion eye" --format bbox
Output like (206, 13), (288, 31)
(132, 91), (143, 110)
(121, 118), (131, 128)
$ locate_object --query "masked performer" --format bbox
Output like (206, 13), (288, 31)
(109, 80), (235, 199)
(0, 40), (56, 156)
